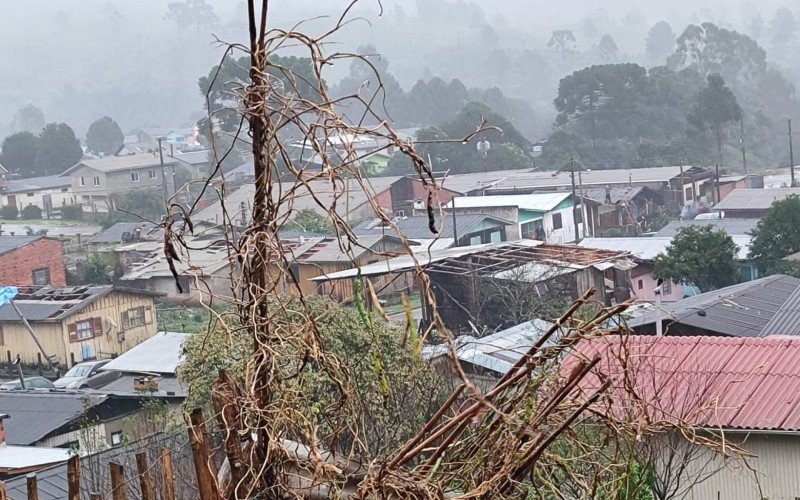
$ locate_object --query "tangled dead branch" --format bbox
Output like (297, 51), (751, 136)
(160, 1), (752, 498)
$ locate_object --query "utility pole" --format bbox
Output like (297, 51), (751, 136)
(451, 201), (459, 246)
(790, 119), (796, 187)
(570, 157), (579, 244)
(740, 118), (748, 175)
(157, 137), (168, 203)
(715, 164), (721, 204)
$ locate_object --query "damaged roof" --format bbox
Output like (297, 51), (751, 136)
(0, 285), (159, 322)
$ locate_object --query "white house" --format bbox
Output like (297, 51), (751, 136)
(0, 176), (75, 217)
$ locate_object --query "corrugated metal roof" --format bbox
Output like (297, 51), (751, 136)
(449, 192), (571, 212)
(0, 286), (156, 322)
(630, 274), (800, 336)
(654, 218), (759, 237)
(425, 319), (559, 374)
(171, 149), (209, 165)
(0, 392), (106, 445)
(87, 222), (161, 244)
(0, 445), (70, 471)
(566, 335), (800, 431)
(2, 176), (70, 193)
(714, 188), (800, 211)
(64, 153), (173, 174)
(353, 214), (510, 240)
(580, 235), (751, 260)
(296, 234), (412, 264)
(0, 236), (41, 256)
(101, 332), (188, 374)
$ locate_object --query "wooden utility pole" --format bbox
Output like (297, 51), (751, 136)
(790, 119), (796, 187)
(570, 157), (579, 243)
(740, 118), (748, 175)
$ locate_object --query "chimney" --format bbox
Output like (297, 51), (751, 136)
(0, 414), (10, 447)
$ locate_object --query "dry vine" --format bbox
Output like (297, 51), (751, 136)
(158, 1), (750, 498)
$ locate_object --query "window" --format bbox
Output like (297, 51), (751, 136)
(637, 279), (644, 290)
(93, 176), (100, 186)
(684, 186), (694, 202)
(552, 213), (563, 230)
(61, 187), (68, 192)
(490, 230), (502, 243)
(121, 306), (152, 329)
(0, 325), (4, 346)
(79, 177), (85, 186)
(131, 171), (140, 182)
(521, 221), (535, 239)
(148, 169), (157, 179)
(111, 432), (123, 446)
(32, 268), (50, 285)
(663, 280), (672, 294)
(75, 320), (94, 340)
(574, 206), (583, 224)
(26, 192), (34, 197)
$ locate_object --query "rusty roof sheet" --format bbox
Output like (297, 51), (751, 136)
(565, 335), (800, 431)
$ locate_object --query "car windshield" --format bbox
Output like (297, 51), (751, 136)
(63, 365), (92, 378)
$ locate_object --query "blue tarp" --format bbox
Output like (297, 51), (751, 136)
(0, 286), (18, 305)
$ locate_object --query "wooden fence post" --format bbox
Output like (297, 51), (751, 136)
(213, 382), (247, 499)
(26, 473), (38, 500)
(109, 462), (127, 500)
(67, 455), (80, 500)
(135, 452), (155, 500)
(188, 408), (220, 500)
(0, 481), (7, 500)
(160, 448), (175, 500)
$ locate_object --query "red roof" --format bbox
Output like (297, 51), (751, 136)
(564, 335), (800, 432)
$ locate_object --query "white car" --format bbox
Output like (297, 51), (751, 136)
(694, 212), (722, 220)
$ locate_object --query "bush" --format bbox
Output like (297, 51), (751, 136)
(0, 205), (18, 220)
(20, 205), (42, 220)
(60, 204), (83, 221)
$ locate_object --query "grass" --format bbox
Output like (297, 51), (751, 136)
(382, 293), (421, 315)
(155, 304), (225, 333)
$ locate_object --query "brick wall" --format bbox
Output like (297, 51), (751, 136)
(0, 238), (66, 286)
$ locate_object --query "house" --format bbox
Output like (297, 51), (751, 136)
(352, 213), (514, 249)
(192, 175), (402, 227)
(0, 236), (66, 286)
(434, 165), (713, 212)
(0, 285), (160, 368)
(61, 153), (177, 212)
(580, 186), (664, 236)
(0, 391), (166, 452)
(97, 331), (188, 397)
(578, 233), (758, 301)
(565, 335), (800, 499)
(0, 176), (74, 218)
(171, 149), (211, 180)
(312, 240), (635, 333)
(712, 187), (800, 218)
(716, 173), (764, 200)
(0, 414), (70, 477)
(116, 239), (233, 305)
(291, 234), (415, 303)
(654, 218), (760, 238)
(447, 192), (584, 244)
(628, 274), (800, 336)
(85, 222), (161, 252)
(387, 175), (459, 217)
(4, 432), (194, 500)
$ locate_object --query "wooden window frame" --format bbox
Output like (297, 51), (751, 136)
(68, 317), (103, 343)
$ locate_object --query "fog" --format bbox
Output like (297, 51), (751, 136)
(2, 0), (799, 159)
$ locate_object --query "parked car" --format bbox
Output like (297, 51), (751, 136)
(0, 376), (55, 390)
(694, 212), (722, 220)
(54, 359), (114, 389)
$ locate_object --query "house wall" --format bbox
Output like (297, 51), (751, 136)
(60, 291), (158, 366)
(629, 263), (684, 302)
(718, 179), (747, 201)
(0, 238), (66, 286)
(1, 187), (75, 215)
(543, 205), (581, 244)
(0, 323), (67, 367)
(682, 432), (800, 499)
(69, 162), (173, 212)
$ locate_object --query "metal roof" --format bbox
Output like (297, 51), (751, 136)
(438, 166), (701, 195)
(630, 274), (800, 337)
(0, 445), (70, 472)
(96, 375), (186, 397)
(311, 240), (632, 281)
(295, 234), (413, 264)
(0, 286), (157, 322)
(353, 213), (510, 240)
(87, 222), (161, 244)
(62, 153), (175, 175)
(2, 176), (70, 193)
(580, 186), (659, 204)
(0, 236), (42, 256)
(580, 235), (751, 261)
(101, 331), (189, 375)
(425, 319), (559, 374)
(713, 188), (800, 211)
(449, 192), (571, 212)
(0, 392), (106, 445)
(170, 149), (209, 165)
(654, 218), (760, 237)
(566, 335), (800, 431)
